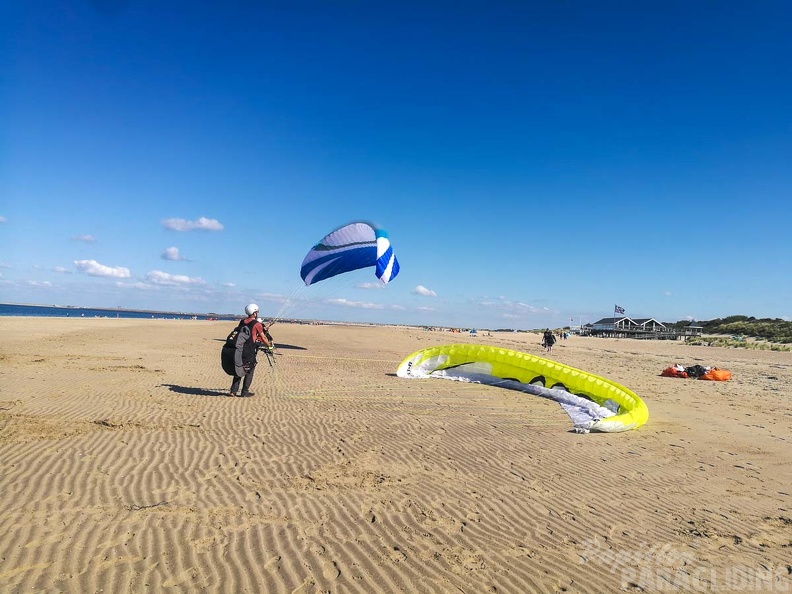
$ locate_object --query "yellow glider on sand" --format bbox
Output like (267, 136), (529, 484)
(397, 344), (648, 433)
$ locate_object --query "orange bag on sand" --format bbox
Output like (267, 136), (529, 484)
(698, 368), (732, 381)
(660, 367), (688, 378)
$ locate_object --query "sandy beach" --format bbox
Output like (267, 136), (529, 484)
(1, 317), (790, 593)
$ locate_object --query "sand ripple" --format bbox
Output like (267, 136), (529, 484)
(1, 319), (791, 592)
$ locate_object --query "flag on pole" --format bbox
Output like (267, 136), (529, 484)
(614, 305), (625, 315)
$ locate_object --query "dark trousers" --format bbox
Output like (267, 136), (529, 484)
(230, 362), (256, 394)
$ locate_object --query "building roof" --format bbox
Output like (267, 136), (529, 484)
(592, 317), (634, 325)
(633, 318), (666, 327)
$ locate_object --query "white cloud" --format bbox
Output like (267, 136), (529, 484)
(356, 282), (386, 290)
(221, 282), (236, 287)
(324, 298), (385, 310)
(53, 266), (72, 274)
(256, 292), (287, 304)
(74, 259), (131, 278)
(413, 285), (437, 297)
(162, 246), (188, 261)
(72, 234), (96, 242)
(0, 216), (7, 223)
(476, 297), (549, 317)
(514, 301), (546, 312)
(323, 302), (407, 312)
(162, 217), (223, 231)
(664, 291), (672, 296)
(414, 306), (436, 312)
(117, 281), (159, 290)
(26, 280), (53, 287)
(145, 270), (206, 286)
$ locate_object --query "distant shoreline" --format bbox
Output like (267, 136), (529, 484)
(0, 302), (235, 317)
(0, 302), (239, 321)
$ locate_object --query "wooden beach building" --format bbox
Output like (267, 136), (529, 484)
(583, 317), (703, 340)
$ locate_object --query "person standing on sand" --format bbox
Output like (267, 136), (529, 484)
(542, 329), (556, 353)
(229, 303), (272, 397)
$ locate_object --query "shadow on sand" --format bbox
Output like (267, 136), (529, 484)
(212, 338), (307, 351)
(161, 384), (229, 397)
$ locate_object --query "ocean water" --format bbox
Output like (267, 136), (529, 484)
(0, 303), (238, 321)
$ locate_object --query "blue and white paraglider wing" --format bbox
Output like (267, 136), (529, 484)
(300, 222), (400, 286)
(375, 228), (399, 284)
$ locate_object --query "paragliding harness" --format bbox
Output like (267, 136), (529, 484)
(684, 364), (709, 378)
(659, 364), (732, 381)
(220, 319), (258, 376)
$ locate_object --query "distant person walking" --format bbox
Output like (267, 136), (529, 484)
(542, 329), (556, 353)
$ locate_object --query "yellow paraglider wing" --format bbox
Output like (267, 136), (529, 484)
(397, 344), (648, 433)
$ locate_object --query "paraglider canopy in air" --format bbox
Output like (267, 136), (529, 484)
(300, 222), (400, 286)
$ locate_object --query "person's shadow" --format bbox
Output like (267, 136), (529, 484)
(161, 384), (229, 397)
(212, 338), (307, 351)
(267, 343), (306, 351)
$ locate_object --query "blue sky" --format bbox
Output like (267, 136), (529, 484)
(2, 1), (790, 329)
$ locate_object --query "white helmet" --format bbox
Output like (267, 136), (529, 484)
(245, 303), (259, 316)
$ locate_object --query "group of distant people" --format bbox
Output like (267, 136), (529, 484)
(541, 329), (571, 352)
(542, 329), (557, 353)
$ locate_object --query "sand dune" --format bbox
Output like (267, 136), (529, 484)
(1, 318), (790, 593)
